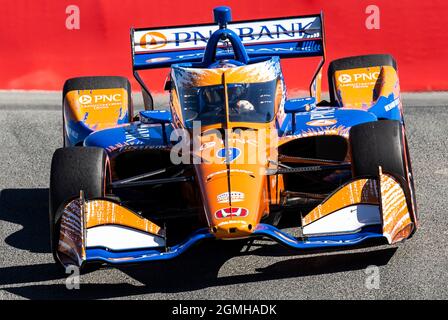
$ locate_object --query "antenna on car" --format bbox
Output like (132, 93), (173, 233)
(213, 6), (232, 29)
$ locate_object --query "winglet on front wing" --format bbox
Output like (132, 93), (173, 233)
(56, 195), (213, 268)
(253, 169), (415, 250)
(299, 168), (415, 245)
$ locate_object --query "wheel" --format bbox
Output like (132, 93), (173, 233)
(349, 120), (406, 178)
(62, 76), (133, 146)
(328, 54), (397, 104)
(49, 147), (110, 262)
(349, 119), (418, 235)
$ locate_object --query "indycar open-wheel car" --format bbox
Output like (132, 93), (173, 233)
(50, 6), (417, 269)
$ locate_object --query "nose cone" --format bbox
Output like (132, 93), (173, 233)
(195, 132), (270, 239)
(206, 168), (266, 238)
(195, 132), (269, 239)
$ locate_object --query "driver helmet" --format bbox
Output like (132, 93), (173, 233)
(235, 100), (255, 113)
(210, 59), (238, 69)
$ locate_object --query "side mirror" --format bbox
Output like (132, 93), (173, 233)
(284, 97), (316, 114)
(139, 110), (172, 145)
(139, 110), (172, 124)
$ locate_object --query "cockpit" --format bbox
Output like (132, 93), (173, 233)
(178, 79), (278, 128)
(171, 57), (283, 129)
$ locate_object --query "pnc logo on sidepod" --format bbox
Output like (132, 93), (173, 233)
(78, 94), (122, 105)
(78, 95), (92, 104)
(338, 74), (352, 83)
(338, 71), (380, 84)
(140, 32), (168, 50)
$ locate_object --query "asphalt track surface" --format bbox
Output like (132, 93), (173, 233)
(0, 91), (447, 300)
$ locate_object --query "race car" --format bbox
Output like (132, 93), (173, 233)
(50, 6), (418, 269)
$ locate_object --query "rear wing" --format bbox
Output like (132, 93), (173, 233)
(131, 13), (325, 70)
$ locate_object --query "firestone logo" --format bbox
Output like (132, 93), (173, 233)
(140, 32), (168, 50)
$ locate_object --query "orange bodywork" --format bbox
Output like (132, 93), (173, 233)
(302, 169), (414, 245)
(302, 178), (380, 226)
(334, 65), (399, 109)
(170, 59), (285, 238)
(85, 200), (164, 236)
(193, 129), (280, 238)
(64, 88), (130, 132)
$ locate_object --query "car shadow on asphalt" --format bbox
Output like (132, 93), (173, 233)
(0, 188), (397, 299)
(1, 246), (397, 299)
(0, 188), (51, 253)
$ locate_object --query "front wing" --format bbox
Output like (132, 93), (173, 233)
(56, 169), (415, 268)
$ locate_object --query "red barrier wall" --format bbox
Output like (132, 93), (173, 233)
(1, 0), (447, 93)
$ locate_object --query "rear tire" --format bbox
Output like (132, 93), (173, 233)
(49, 147), (109, 262)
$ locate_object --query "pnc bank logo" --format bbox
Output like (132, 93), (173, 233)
(338, 71), (380, 84)
(78, 94), (122, 105)
(139, 32), (168, 50)
(78, 95), (92, 104)
(338, 74), (352, 83)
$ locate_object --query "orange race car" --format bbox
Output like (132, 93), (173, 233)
(50, 6), (418, 269)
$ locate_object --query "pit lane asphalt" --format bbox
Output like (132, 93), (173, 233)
(0, 92), (447, 300)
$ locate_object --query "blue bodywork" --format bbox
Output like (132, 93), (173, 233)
(84, 224), (385, 265)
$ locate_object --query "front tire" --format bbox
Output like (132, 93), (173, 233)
(49, 147), (109, 261)
(349, 120), (406, 178)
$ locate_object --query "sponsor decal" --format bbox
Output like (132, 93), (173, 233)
(78, 94), (122, 105)
(308, 107), (336, 125)
(338, 74), (352, 84)
(299, 40), (321, 52)
(215, 207), (249, 219)
(134, 17), (321, 53)
(78, 95), (92, 104)
(384, 97), (400, 112)
(146, 57), (171, 63)
(338, 72), (380, 84)
(139, 31), (167, 50)
(124, 126), (150, 144)
(217, 192), (245, 203)
(206, 169), (254, 181)
(217, 147), (241, 163)
(200, 141), (216, 151)
(217, 220), (248, 227)
(306, 119), (338, 126)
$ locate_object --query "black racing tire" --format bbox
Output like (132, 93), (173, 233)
(328, 54), (397, 104)
(62, 76), (133, 146)
(349, 120), (406, 178)
(49, 147), (110, 262)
